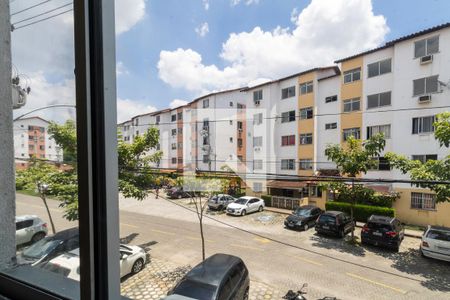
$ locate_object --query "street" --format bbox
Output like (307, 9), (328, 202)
(16, 192), (450, 300)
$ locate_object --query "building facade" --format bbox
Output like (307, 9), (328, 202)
(118, 23), (450, 226)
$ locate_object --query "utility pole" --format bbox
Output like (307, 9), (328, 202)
(0, 0), (17, 269)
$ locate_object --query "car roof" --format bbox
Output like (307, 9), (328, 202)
(429, 225), (450, 232)
(15, 215), (39, 222)
(238, 196), (255, 200)
(323, 211), (343, 216)
(183, 253), (242, 287)
(296, 205), (317, 210)
(47, 227), (79, 241)
(368, 215), (395, 224)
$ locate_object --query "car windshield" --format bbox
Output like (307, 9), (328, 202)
(209, 196), (218, 202)
(294, 208), (311, 217)
(367, 222), (393, 231)
(319, 215), (336, 225)
(427, 230), (450, 242)
(234, 198), (248, 205)
(172, 280), (216, 299)
(22, 238), (61, 259)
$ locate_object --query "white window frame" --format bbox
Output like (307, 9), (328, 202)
(299, 81), (313, 95)
(325, 122), (337, 130)
(412, 116), (435, 134)
(413, 75), (439, 96)
(281, 110), (296, 123)
(281, 159), (296, 170)
(343, 68), (361, 83)
(343, 98), (360, 112)
(325, 95), (338, 103)
(203, 99), (209, 108)
(411, 192), (436, 210)
(414, 35), (439, 58)
(343, 127), (361, 141)
(281, 86), (296, 99)
(253, 160), (263, 170)
(367, 58), (391, 78)
(299, 133), (313, 145)
(367, 91), (391, 109)
(299, 159), (313, 170)
(299, 107), (313, 120)
(367, 124), (391, 139)
(253, 90), (263, 101)
(253, 182), (263, 192)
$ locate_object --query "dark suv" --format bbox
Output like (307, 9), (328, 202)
(167, 253), (250, 300)
(284, 205), (322, 231)
(167, 187), (191, 199)
(361, 215), (405, 252)
(315, 211), (354, 238)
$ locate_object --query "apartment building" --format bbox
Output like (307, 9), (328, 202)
(13, 117), (63, 168)
(119, 23), (450, 226)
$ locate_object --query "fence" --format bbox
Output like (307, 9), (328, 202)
(271, 196), (307, 210)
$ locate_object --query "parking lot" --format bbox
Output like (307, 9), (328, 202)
(16, 192), (450, 300)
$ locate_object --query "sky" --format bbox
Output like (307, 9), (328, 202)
(10, 0), (450, 123)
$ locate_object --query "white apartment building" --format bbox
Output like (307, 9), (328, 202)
(13, 117), (63, 168)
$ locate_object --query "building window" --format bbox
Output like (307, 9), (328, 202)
(367, 58), (391, 78)
(229, 101), (233, 107)
(299, 107), (313, 120)
(411, 154), (437, 163)
(237, 121), (243, 131)
(238, 138), (243, 148)
(413, 75), (439, 96)
(237, 103), (245, 109)
(411, 192), (436, 210)
(343, 127), (361, 141)
(177, 112), (183, 120)
(203, 119), (209, 131)
(299, 81), (313, 95)
(171, 158), (177, 164)
(28, 135), (34, 140)
(203, 136), (209, 145)
(171, 129), (177, 136)
(203, 99), (209, 108)
(253, 90), (263, 102)
(414, 36), (439, 58)
(178, 158), (183, 164)
(203, 155), (210, 163)
(253, 160), (263, 170)
(29, 145), (34, 150)
(229, 137), (233, 143)
(171, 114), (176, 122)
(281, 135), (295, 146)
(253, 136), (263, 147)
(367, 91), (391, 109)
(325, 122), (337, 130)
(367, 124), (391, 139)
(299, 159), (313, 170)
(281, 159), (295, 170)
(171, 143), (177, 150)
(281, 110), (296, 123)
(253, 182), (263, 192)
(343, 68), (361, 83)
(156, 115), (160, 124)
(229, 120), (233, 125)
(299, 133), (313, 145)
(343, 98), (360, 112)
(412, 116), (435, 134)
(253, 113), (263, 125)
(178, 142), (182, 149)
(178, 128), (183, 135)
(237, 155), (243, 162)
(39, 145), (45, 150)
(325, 95), (338, 103)
(370, 157), (391, 171)
(281, 86), (296, 99)
(156, 144), (160, 150)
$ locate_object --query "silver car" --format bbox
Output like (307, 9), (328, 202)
(421, 225), (450, 262)
(208, 194), (236, 211)
(15, 215), (48, 245)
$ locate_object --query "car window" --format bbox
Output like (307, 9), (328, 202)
(235, 198), (248, 205)
(367, 222), (393, 231)
(173, 280), (216, 299)
(218, 277), (233, 300)
(16, 219), (34, 230)
(318, 215), (336, 224)
(229, 264), (243, 287)
(294, 208), (310, 217)
(65, 236), (80, 251)
(426, 230), (450, 242)
(22, 239), (61, 259)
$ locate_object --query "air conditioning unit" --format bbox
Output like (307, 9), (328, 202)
(254, 100), (260, 106)
(420, 55), (433, 64)
(254, 147), (261, 152)
(418, 95), (431, 103)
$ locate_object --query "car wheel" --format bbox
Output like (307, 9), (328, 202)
(258, 206), (263, 212)
(303, 224), (309, 231)
(241, 210), (246, 216)
(31, 232), (46, 244)
(132, 258), (145, 274)
(393, 243), (400, 253)
(177, 194), (182, 199)
(243, 287), (249, 300)
(339, 229), (345, 238)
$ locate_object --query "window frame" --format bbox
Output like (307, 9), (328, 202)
(343, 98), (361, 112)
(367, 58), (392, 78)
(414, 35), (439, 58)
(343, 127), (361, 141)
(281, 159), (296, 170)
(411, 192), (436, 210)
(413, 75), (439, 96)
(412, 116), (435, 134)
(367, 91), (391, 109)
(281, 135), (295, 146)
(343, 68), (361, 83)
(325, 122), (337, 130)
(281, 110), (296, 123)
(299, 81), (313, 95)
(299, 133), (313, 145)
(367, 124), (391, 139)
(281, 86), (296, 99)
(325, 95), (337, 103)
(299, 107), (313, 120)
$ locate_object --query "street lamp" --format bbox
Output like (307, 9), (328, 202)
(37, 182), (56, 234)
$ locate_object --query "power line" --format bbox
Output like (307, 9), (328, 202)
(12, 8), (73, 31)
(10, 0), (53, 16)
(12, 2), (72, 26)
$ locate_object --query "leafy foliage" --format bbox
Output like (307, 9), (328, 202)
(325, 201), (395, 222)
(385, 112), (450, 203)
(48, 120), (77, 164)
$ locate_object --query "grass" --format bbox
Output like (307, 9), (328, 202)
(16, 189), (40, 197)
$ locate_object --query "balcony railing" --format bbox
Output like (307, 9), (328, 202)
(271, 196), (307, 210)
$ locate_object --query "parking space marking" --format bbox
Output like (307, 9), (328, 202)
(254, 237), (271, 244)
(185, 236), (215, 243)
(120, 223), (139, 229)
(290, 255), (323, 266)
(346, 272), (407, 294)
(16, 201), (61, 213)
(151, 229), (175, 236)
(230, 244), (263, 251)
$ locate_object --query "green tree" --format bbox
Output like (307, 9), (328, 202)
(386, 112), (450, 202)
(48, 120), (77, 164)
(324, 134), (386, 239)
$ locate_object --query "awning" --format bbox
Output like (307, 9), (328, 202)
(266, 180), (308, 189)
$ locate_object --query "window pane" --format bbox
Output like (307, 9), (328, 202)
(379, 59), (392, 74)
(379, 92), (391, 106)
(425, 76), (439, 94)
(413, 78), (425, 96)
(427, 36), (439, 55)
(367, 94), (379, 109)
(367, 62), (379, 78)
(414, 39), (426, 57)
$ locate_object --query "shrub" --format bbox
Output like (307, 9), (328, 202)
(261, 195), (272, 207)
(325, 201), (395, 222)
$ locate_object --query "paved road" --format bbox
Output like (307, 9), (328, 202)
(16, 192), (450, 300)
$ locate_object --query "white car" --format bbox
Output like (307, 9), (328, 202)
(226, 196), (265, 216)
(420, 225), (450, 262)
(41, 244), (149, 280)
(15, 215), (48, 245)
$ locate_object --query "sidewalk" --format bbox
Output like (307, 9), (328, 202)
(265, 207), (423, 239)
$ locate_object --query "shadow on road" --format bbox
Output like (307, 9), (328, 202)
(310, 233), (366, 257)
(120, 233), (139, 244)
(138, 240), (158, 252)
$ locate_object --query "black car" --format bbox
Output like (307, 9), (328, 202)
(315, 211), (354, 238)
(284, 205), (322, 231)
(361, 215), (405, 252)
(17, 227), (79, 267)
(167, 187), (191, 199)
(167, 253), (250, 300)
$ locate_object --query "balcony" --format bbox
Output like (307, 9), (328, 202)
(271, 196), (307, 210)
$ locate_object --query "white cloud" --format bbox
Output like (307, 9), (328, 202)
(158, 0), (389, 93)
(231, 0), (260, 6)
(117, 99), (157, 123)
(116, 61), (129, 76)
(195, 22), (210, 37)
(290, 7), (299, 23)
(169, 99), (189, 109)
(115, 0), (146, 35)
(203, 0), (210, 10)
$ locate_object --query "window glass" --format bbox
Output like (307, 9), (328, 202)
(414, 39), (426, 57)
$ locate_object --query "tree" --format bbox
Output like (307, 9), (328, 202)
(386, 112), (450, 202)
(182, 175), (228, 261)
(48, 120), (77, 164)
(324, 134), (386, 239)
